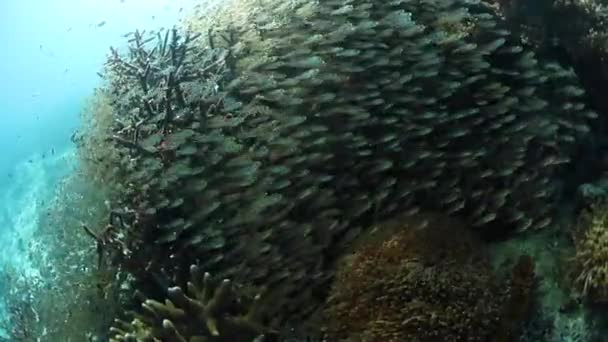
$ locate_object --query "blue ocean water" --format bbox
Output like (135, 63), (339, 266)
(0, 0), (197, 337)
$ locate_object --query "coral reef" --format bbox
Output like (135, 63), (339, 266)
(571, 202), (608, 302)
(81, 0), (597, 337)
(323, 213), (505, 342)
(109, 264), (277, 342)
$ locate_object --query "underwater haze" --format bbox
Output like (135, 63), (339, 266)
(0, 0), (197, 337)
(0, 0), (199, 178)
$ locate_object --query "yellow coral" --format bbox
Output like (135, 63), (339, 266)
(572, 202), (608, 301)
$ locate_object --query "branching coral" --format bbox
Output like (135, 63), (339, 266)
(109, 264), (277, 342)
(572, 202), (608, 302)
(82, 210), (135, 269)
(103, 27), (229, 130)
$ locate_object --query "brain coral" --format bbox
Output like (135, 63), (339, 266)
(90, 0), (595, 332)
(323, 213), (504, 342)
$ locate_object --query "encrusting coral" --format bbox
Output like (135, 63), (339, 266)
(571, 202), (608, 302)
(323, 214), (500, 341)
(109, 264), (277, 341)
(80, 0), (597, 335)
(323, 213), (535, 342)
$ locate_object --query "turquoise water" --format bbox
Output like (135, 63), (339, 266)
(0, 0), (197, 337)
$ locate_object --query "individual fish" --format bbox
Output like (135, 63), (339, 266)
(441, 192), (460, 205)
(572, 102), (585, 111)
(404, 206), (420, 216)
(369, 160), (393, 173)
(582, 110), (598, 119)
(446, 198), (466, 214)
(517, 87), (536, 97)
(447, 127), (469, 138)
(516, 52), (538, 68)
(473, 212), (497, 226)
(510, 210), (525, 222)
(533, 217), (552, 230)
(480, 38), (506, 54)
(533, 189), (550, 199)
(497, 45), (523, 54)
(331, 5), (354, 15)
(492, 193), (507, 208)
(560, 85), (585, 97)
(453, 43), (477, 54)
(517, 218), (534, 232)
(97, 20), (106, 27)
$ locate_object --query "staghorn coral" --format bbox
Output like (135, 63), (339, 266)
(82, 209), (135, 269)
(84, 0), (597, 334)
(571, 202), (608, 302)
(323, 213), (504, 342)
(109, 264), (277, 342)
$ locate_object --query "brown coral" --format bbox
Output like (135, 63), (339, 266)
(109, 265), (277, 342)
(323, 213), (504, 342)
